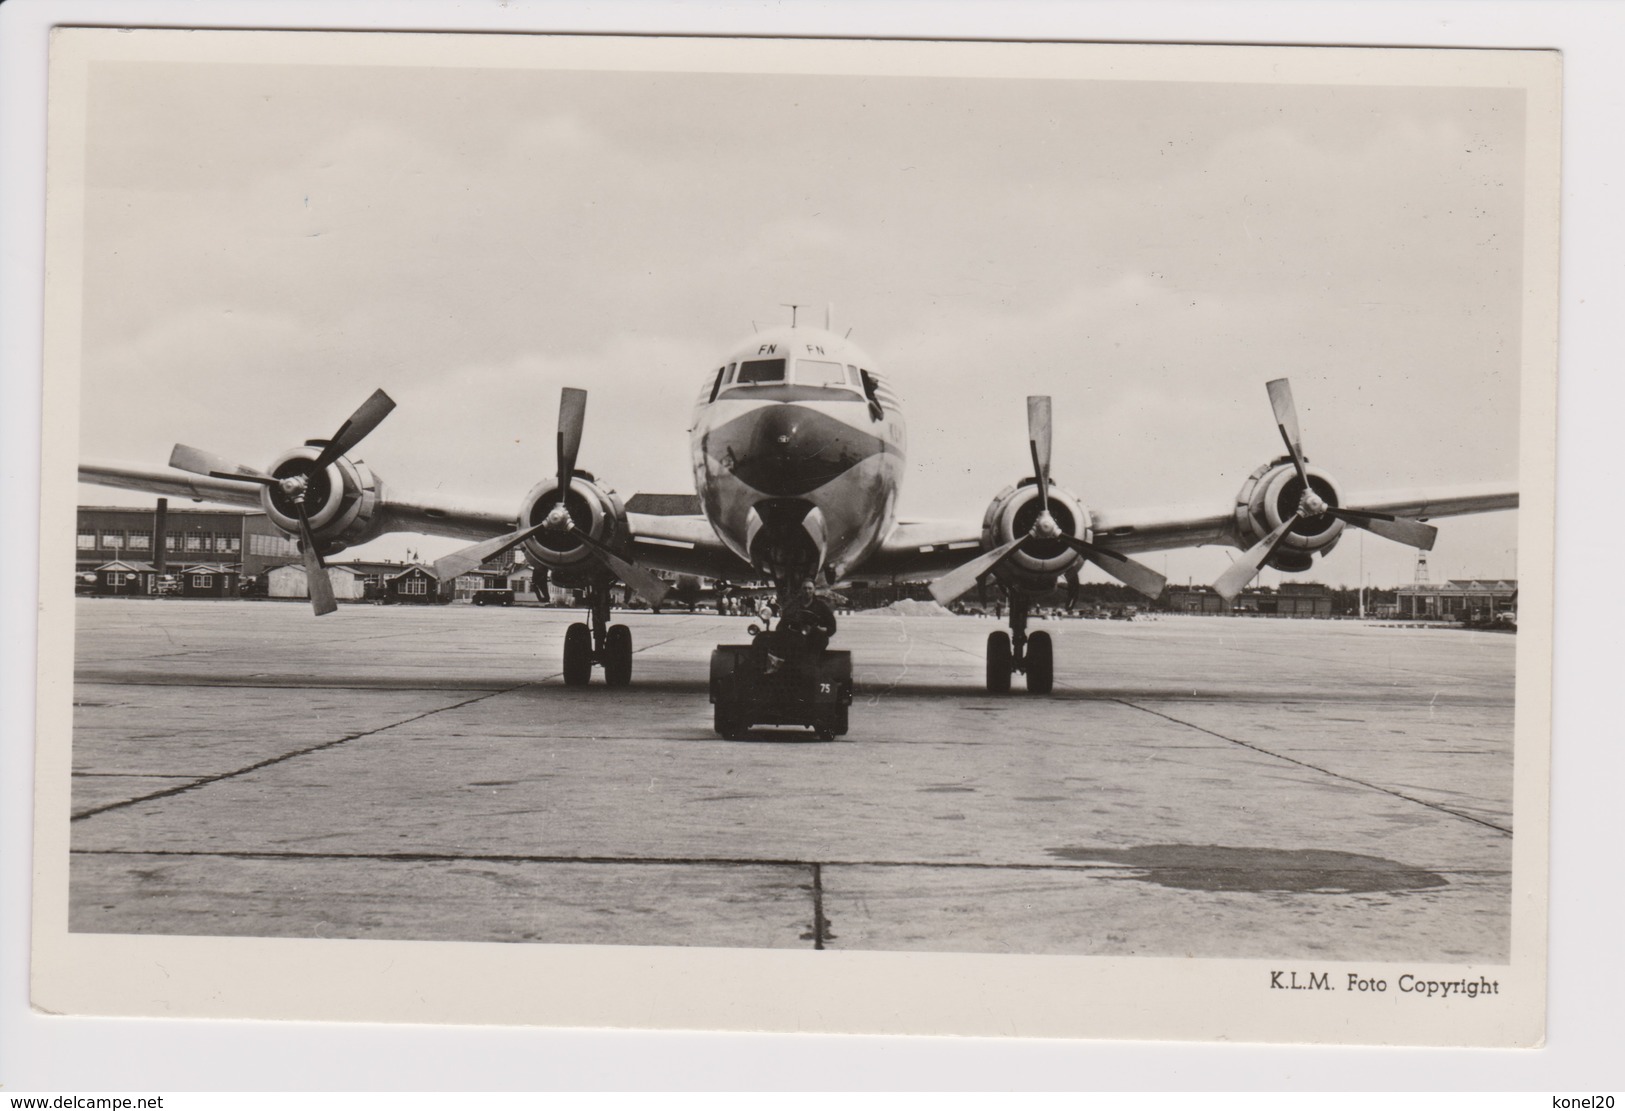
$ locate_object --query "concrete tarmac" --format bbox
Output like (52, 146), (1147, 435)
(68, 598), (1515, 960)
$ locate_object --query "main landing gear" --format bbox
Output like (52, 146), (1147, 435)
(985, 592), (1052, 695)
(562, 582), (633, 687)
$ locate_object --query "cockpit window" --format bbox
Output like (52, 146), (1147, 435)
(736, 358), (786, 384)
(845, 364), (861, 386)
(797, 359), (849, 388)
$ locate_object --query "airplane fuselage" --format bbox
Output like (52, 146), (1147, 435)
(689, 326), (907, 585)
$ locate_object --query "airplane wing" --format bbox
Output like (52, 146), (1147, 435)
(626, 511), (758, 581)
(79, 463), (268, 512)
(849, 520), (990, 580)
(856, 482), (1517, 581)
(79, 462), (517, 543)
(79, 461), (763, 580)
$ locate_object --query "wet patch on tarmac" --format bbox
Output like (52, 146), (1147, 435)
(1047, 844), (1448, 894)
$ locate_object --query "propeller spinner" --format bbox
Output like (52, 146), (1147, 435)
(930, 397), (1168, 606)
(169, 389), (397, 616)
(1214, 379), (1437, 601)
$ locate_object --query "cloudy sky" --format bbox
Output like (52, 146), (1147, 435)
(73, 40), (1527, 588)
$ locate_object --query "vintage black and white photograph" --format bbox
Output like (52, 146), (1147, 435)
(32, 29), (1557, 1045)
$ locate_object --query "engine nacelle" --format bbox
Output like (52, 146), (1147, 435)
(1234, 458), (1346, 573)
(259, 447), (388, 556)
(517, 471), (629, 587)
(981, 479), (1090, 594)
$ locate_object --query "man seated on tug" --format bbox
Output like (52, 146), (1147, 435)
(759, 581), (837, 675)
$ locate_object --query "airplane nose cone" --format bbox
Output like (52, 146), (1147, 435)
(707, 403), (880, 497)
(753, 406), (805, 458)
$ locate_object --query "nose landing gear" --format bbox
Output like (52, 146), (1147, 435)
(986, 592), (1052, 694)
(561, 581), (634, 687)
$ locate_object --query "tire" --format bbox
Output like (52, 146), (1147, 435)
(714, 704), (745, 739)
(831, 705), (849, 737)
(562, 622), (592, 686)
(986, 630), (1012, 694)
(1026, 630), (1054, 694)
(604, 624), (633, 687)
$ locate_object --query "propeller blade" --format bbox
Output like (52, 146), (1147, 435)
(312, 389), (397, 471)
(1330, 508), (1438, 550)
(433, 521), (550, 582)
(1215, 511), (1302, 602)
(294, 503), (337, 616)
(1027, 396), (1052, 511)
(928, 533), (1028, 606)
(569, 527), (670, 609)
(1059, 536), (1168, 599)
(1063, 567), (1080, 611)
(169, 444), (278, 486)
(556, 388), (587, 503)
(1265, 378), (1311, 488)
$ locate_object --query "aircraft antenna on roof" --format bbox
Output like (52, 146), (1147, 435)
(780, 303), (800, 328)
(825, 302), (833, 331)
(845, 327), (853, 339)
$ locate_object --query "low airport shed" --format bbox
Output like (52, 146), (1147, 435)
(179, 563), (239, 598)
(385, 564), (449, 604)
(94, 560), (157, 596)
(266, 563), (365, 603)
(452, 570), (508, 602)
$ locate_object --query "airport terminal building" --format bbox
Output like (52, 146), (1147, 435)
(1394, 579), (1517, 621)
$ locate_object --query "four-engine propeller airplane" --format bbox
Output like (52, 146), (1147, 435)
(79, 321), (1519, 693)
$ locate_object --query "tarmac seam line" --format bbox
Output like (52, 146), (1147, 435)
(1112, 698), (1513, 837)
(64, 847), (1512, 879)
(69, 682), (537, 822)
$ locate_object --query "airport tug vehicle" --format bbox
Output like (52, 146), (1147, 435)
(709, 604), (852, 741)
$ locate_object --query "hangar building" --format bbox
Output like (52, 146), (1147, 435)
(77, 503), (300, 579)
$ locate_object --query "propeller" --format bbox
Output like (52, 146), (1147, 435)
(556, 387), (586, 510)
(308, 389), (397, 472)
(930, 396), (1168, 606)
(1215, 379), (1438, 600)
(168, 389), (397, 616)
(295, 500), (338, 616)
(168, 445), (280, 487)
(433, 387), (670, 609)
(433, 521), (551, 582)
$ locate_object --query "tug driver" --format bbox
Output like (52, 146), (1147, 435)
(762, 581), (837, 674)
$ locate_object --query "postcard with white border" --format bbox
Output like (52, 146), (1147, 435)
(34, 28), (1558, 1046)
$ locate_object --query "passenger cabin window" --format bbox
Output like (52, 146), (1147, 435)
(797, 359), (848, 388)
(735, 358), (786, 384)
